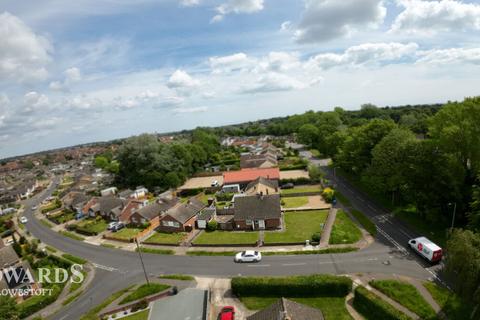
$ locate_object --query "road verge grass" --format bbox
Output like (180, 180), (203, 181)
(423, 282), (476, 320)
(350, 209), (377, 236)
(329, 210), (362, 244)
(353, 286), (412, 320)
(119, 283), (171, 305)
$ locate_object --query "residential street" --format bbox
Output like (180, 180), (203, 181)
(21, 171), (441, 319)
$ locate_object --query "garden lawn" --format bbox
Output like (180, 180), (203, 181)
(145, 231), (186, 245)
(120, 310), (149, 320)
(193, 231), (259, 245)
(281, 186), (320, 195)
(76, 219), (108, 234)
(329, 211), (362, 244)
(370, 280), (437, 320)
(240, 296), (352, 320)
(423, 282), (475, 320)
(119, 283), (170, 305)
(264, 210), (328, 244)
(110, 228), (141, 240)
(282, 197), (309, 208)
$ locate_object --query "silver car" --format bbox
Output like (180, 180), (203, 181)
(234, 250), (262, 263)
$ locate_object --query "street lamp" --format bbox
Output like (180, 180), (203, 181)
(448, 202), (457, 232)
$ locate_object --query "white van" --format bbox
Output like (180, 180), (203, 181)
(408, 237), (443, 263)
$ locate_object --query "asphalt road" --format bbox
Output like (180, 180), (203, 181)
(20, 164), (441, 319)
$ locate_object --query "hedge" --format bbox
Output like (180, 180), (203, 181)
(62, 253), (87, 264)
(280, 177), (313, 185)
(353, 286), (412, 320)
(18, 284), (63, 318)
(231, 274), (352, 298)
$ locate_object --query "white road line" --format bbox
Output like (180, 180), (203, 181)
(282, 263), (307, 267)
(92, 263), (117, 272)
(247, 264), (271, 267)
(377, 227), (408, 254)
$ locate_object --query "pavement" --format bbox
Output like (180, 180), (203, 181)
(19, 154), (446, 319)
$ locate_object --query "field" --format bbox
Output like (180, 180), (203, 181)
(264, 210), (328, 244)
(193, 230), (259, 245)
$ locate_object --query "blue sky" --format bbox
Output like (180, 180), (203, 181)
(1, 0), (480, 158)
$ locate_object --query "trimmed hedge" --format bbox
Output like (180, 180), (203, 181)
(280, 177), (313, 185)
(231, 274), (352, 298)
(353, 286), (412, 320)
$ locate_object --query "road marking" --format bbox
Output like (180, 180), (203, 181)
(282, 263), (306, 266)
(58, 314), (69, 320)
(92, 263), (117, 272)
(377, 227), (408, 255)
(247, 264), (270, 267)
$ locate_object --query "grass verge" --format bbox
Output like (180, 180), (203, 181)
(423, 282), (476, 320)
(120, 309), (149, 320)
(350, 209), (377, 236)
(59, 230), (85, 241)
(62, 290), (83, 306)
(370, 280), (436, 319)
(62, 253), (87, 264)
(119, 283), (170, 305)
(80, 285), (134, 320)
(158, 274), (195, 281)
(329, 210), (362, 244)
(40, 219), (54, 228)
(136, 247), (175, 255)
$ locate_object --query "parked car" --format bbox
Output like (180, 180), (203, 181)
(408, 237), (442, 263)
(19, 216), (28, 224)
(211, 180), (219, 187)
(219, 306), (235, 320)
(32, 205), (38, 210)
(234, 250), (262, 263)
(107, 222), (119, 230)
(281, 183), (294, 189)
(112, 222), (125, 232)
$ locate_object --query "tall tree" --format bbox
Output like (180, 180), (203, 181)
(297, 124), (319, 148)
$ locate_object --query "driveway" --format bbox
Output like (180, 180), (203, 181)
(279, 170), (309, 180)
(180, 175), (224, 189)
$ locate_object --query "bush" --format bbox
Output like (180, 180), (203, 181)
(311, 232), (321, 242)
(322, 187), (335, 203)
(231, 274), (352, 298)
(17, 284), (63, 318)
(206, 220), (218, 231)
(280, 177), (313, 185)
(353, 286), (412, 320)
(131, 299), (148, 312)
(216, 192), (234, 202)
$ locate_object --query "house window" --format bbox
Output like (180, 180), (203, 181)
(246, 219), (252, 225)
(163, 221), (179, 228)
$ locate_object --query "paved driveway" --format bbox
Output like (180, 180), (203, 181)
(180, 175), (224, 189)
(280, 170), (309, 180)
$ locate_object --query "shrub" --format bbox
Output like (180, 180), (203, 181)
(131, 299), (148, 312)
(280, 177), (313, 185)
(311, 232), (321, 242)
(216, 192), (234, 202)
(231, 274), (352, 298)
(322, 187), (335, 203)
(206, 220), (218, 231)
(353, 286), (412, 320)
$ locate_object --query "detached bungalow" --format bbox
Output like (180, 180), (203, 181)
(62, 191), (88, 216)
(157, 198), (205, 233)
(129, 197), (178, 225)
(83, 196), (125, 218)
(245, 177), (279, 196)
(223, 168), (280, 189)
(240, 153), (277, 169)
(233, 194), (281, 230)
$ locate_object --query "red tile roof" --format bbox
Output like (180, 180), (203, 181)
(223, 168), (280, 184)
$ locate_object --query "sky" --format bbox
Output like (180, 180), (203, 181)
(0, 0), (479, 158)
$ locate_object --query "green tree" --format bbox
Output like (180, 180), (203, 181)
(94, 156), (109, 169)
(0, 295), (19, 320)
(164, 172), (181, 188)
(468, 181), (480, 232)
(297, 124), (318, 147)
(445, 229), (480, 318)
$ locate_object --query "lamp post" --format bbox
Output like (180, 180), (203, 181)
(448, 202), (457, 232)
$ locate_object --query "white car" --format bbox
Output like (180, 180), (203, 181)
(234, 250), (262, 263)
(211, 180), (219, 187)
(107, 222), (119, 230)
(32, 205), (38, 210)
(19, 216), (28, 224)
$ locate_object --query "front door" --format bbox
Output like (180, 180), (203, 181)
(257, 219), (265, 230)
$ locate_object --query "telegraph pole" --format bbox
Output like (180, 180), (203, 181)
(135, 238), (150, 285)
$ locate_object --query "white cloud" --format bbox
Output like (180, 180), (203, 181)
(49, 67), (82, 91)
(417, 47), (480, 65)
(209, 53), (251, 73)
(23, 91), (50, 113)
(294, 0), (386, 43)
(173, 106), (208, 114)
(179, 0), (200, 7)
(212, 0), (264, 22)
(308, 42), (419, 69)
(280, 21), (292, 31)
(241, 73), (308, 94)
(392, 0), (480, 34)
(0, 12), (52, 83)
(167, 69), (200, 88)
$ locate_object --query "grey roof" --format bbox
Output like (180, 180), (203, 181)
(165, 198), (205, 224)
(92, 196), (125, 215)
(234, 194), (281, 220)
(118, 189), (133, 198)
(245, 177), (279, 193)
(148, 288), (208, 320)
(63, 191), (88, 207)
(197, 207), (215, 221)
(0, 245), (20, 268)
(247, 298), (324, 320)
(110, 206), (123, 218)
(240, 154), (277, 169)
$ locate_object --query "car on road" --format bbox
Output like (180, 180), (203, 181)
(281, 183), (294, 189)
(32, 205), (38, 210)
(19, 216), (28, 224)
(234, 250), (261, 263)
(111, 222), (125, 232)
(408, 237), (442, 263)
(219, 306), (235, 320)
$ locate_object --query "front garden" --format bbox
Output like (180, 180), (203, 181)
(281, 197), (309, 208)
(67, 217), (108, 236)
(144, 231), (187, 245)
(329, 210), (362, 244)
(193, 230), (259, 245)
(108, 228), (142, 241)
(264, 210), (328, 244)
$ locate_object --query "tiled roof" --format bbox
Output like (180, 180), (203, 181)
(223, 168), (280, 184)
(247, 298), (324, 320)
(164, 198), (205, 224)
(234, 194), (281, 220)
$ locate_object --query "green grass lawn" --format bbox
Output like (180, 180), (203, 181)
(240, 296), (352, 320)
(158, 274), (195, 281)
(120, 310), (149, 320)
(119, 283), (171, 305)
(59, 231), (85, 241)
(423, 282), (475, 320)
(282, 197), (309, 208)
(193, 230), (259, 245)
(281, 185), (320, 195)
(329, 210), (362, 244)
(136, 247), (175, 255)
(264, 210), (328, 244)
(145, 231), (187, 244)
(370, 280), (437, 320)
(75, 218), (108, 234)
(309, 149), (322, 158)
(110, 228), (141, 240)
